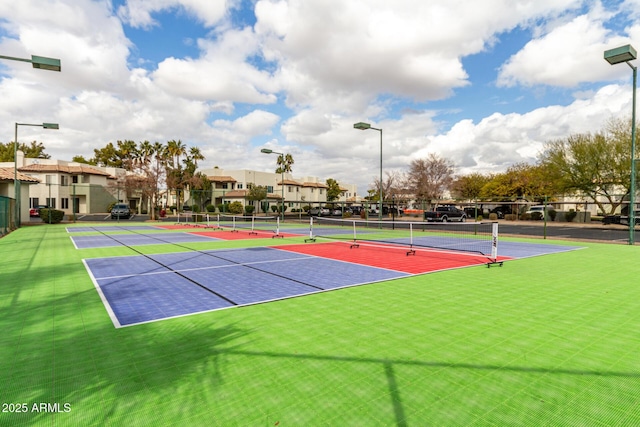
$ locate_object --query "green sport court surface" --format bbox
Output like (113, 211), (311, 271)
(2, 222), (640, 426)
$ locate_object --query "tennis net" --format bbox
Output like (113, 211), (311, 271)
(308, 217), (498, 261)
(218, 215), (283, 238)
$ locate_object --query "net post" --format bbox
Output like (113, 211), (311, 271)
(272, 216), (284, 238)
(305, 216), (316, 242)
(350, 218), (359, 248)
(406, 222), (416, 256)
(249, 216), (257, 235)
(487, 222), (503, 267)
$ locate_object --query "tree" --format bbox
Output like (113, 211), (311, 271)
(247, 185), (268, 214)
(72, 155), (96, 165)
(122, 141), (167, 220)
(451, 173), (493, 200)
(164, 140), (188, 208)
(0, 141), (50, 161)
(371, 170), (406, 203)
(539, 118), (633, 214)
(276, 153), (294, 174)
(93, 142), (122, 167)
(325, 178), (343, 202)
(187, 172), (212, 212)
(480, 163), (559, 200)
(406, 153), (454, 204)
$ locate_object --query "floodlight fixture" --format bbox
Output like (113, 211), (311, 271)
(0, 54), (61, 71)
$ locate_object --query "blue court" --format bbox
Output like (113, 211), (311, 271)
(84, 247), (409, 327)
(67, 225), (162, 232)
(71, 232), (220, 249)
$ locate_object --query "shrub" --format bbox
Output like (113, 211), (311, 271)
(244, 205), (255, 215)
(106, 201), (117, 212)
(39, 208), (65, 224)
(228, 201), (244, 214)
(565, 209), (577, 222)
(205, 204), (216, 213)
(191, 205), (200, 213)
(505, 214), (517, 221)
(343, 212), (352, 218)
(217, 203), (227, 213)
(530, 212), (543, 221)
(488, 213), (498, 221)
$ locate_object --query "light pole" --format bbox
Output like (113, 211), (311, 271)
(605, 44), (637, 245)
(14, 122), (59, 227)
(2, 52), (61, 228)
(354, 122), (383, 222)
(260, 148), (285, 219)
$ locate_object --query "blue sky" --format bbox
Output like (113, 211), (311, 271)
(1, 0), (639, 194)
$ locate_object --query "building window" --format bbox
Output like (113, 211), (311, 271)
(319, 189), (324, 195)
(222, 183), (228, 189)
(30, 198), (39, 208)
(267, 186), (273, 193)
(237, 183), (243, 190)
(288, 186), (293, 193)
(61, 175), (69, 186)
(61, 198), (69, 209)
(46, 198), (56, 209)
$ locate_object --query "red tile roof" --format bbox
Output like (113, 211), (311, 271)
(0, 167), (40, 183)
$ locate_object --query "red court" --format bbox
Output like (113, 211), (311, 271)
(274, 241), (501, 274)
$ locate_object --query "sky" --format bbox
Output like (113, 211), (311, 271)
(1, 0), (640, 195)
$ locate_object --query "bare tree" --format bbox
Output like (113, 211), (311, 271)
(407, 153), (454, 205)
(371, 170), (407, 203)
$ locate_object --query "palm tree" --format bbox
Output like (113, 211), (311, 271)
(276, 153), (294, 174)
(188, 146), (205, 168)
(166, 139), (186, 169)
(117, 140), (138, 171)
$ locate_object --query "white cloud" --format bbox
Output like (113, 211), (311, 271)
(497, 11), (629, 87)
(117, 0), (230, 29)
(152, 27), (278, 104)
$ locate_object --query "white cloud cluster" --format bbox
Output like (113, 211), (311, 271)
(0, 0), (638, 193)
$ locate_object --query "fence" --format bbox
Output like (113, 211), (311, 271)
(0, 196), (15, 236)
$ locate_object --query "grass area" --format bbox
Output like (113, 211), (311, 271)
(2, 223), (640, 426)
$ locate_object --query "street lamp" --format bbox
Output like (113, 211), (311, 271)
(354, 122), (383, 222)
(14, 122), (59, 227)
(261, 148), (285, 219)
(2, 52), (61, 228)
(605, 44), (637, 245)
(0, 54), (61, 71)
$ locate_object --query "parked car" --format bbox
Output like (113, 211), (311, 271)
(424, 206), (466, 222)
(29, 205), (49, 217)
(602, 215), (621, 225)
(620, 211), (640, 226)
(350, 206), (363, 216)
(110, 203), (131, 219)
(525, 205), (551, 220)
(308, 207), (330, 217)
(384, 206), (404, 215)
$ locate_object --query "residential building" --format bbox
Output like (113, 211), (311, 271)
(1, 152), (126, 219)
(199, 167), (359, 213)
